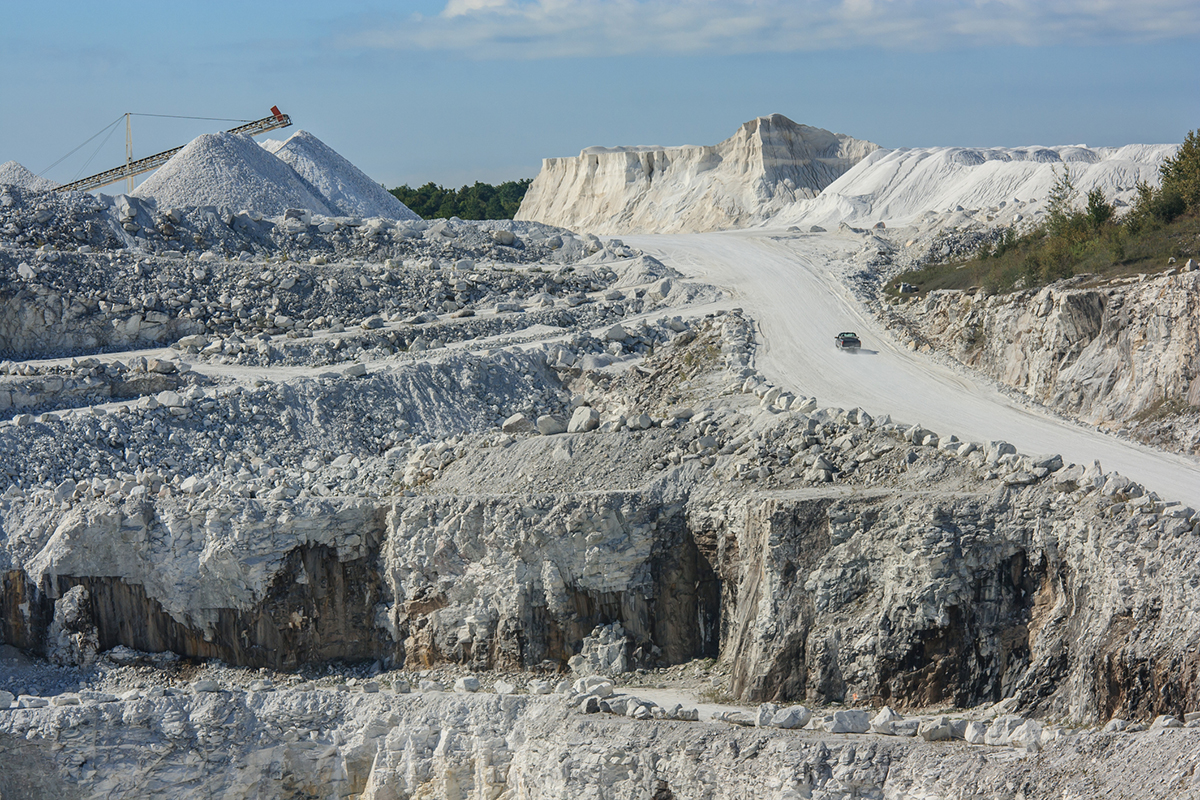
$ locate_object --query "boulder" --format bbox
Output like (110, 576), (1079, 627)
(964, 720), (989, 744)
(0, 690), (13, 708)
(454, 676), (481, 693)
(626, 412), (653, 430)
(770, 706), (812, 730)
(568, 406), (600, 433)
(828, 709), (870, 734)
(191, 679), (219, 693)
(755, 703), (780, 727)
(536, 414), (567, 435)
(984, 715), (1026, 746)
(156, 390), (184, 408)
(870, 706), (903, 735)
(1149, 715), (1183, 730)
(603, 324), (629, 342)
(502, 413), (534, 434)
(918, 716), (954, 742)
(1008, 719), (1043, 751)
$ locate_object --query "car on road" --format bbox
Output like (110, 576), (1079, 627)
(835, 332), (861, 349)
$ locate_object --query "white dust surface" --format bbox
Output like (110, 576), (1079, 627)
(0, 161), (58, 191)
(263, 130), (419, 221)
(776, 144), (1178, 229)
(626, 230), (1200, 510)
(133, 132), (336, 216)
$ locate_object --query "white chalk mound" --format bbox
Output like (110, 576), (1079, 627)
(133, 131), (337, 217)
(262, 130), (419, 221)
(516, 114), (878, 234)
(777, 143), (1178, 230)
(0, 161), (59, 191)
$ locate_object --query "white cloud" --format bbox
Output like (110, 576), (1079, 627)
(335, 0), (1200, 58)
(442, 0), (514, 17)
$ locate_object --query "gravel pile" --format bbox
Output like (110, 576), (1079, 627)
(263, 130), (419, 220)
(0, 161), (58, 192)
(132, 132), (337, 217)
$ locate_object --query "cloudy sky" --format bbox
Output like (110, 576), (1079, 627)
(4, 1), (1198, 189)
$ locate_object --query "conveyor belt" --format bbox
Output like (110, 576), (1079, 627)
(55, 107), (292, 194)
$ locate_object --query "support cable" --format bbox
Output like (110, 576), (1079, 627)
(39, 115), (124, 178)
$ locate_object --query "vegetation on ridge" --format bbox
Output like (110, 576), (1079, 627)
(389, 179), (532, 220)
(892, 129), (1200, 296)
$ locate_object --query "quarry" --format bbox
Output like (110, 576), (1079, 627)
(0, 113), (1199, 799)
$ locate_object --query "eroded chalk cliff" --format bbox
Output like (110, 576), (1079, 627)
(516, 114), (879, 234)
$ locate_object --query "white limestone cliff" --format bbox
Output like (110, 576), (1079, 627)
(516, 114), (879, 234)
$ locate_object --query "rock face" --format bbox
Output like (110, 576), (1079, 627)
(516, 114), (879, 234)
(1, 689), (1198, 800)
(896, 270), (1200, 454)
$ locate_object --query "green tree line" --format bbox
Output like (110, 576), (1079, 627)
(389, 179), (532, 220)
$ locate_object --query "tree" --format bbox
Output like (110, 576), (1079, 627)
(1085, 188), (1114, 229)
(388, 179), (533, 220)
(1159, 128), (1200, 214)
(1045, 166), (1080, 238)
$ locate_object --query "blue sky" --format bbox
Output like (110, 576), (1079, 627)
(3, 1), (1199, 189)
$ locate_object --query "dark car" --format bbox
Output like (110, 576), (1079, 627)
(835, 332), (861, 349)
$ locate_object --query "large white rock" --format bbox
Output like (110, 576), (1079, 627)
(770, 706), (811, 730)
(918, 716), (953, 742)
(1008, 719), (1043, 751)
(502, 413), (534, 433)
(517, 114), (878, 234)
(984, 715), (1027, 746)
(870, 706), (903, 735)
(536, 414), (567, 435)
(964, 720), (990, 744)
(567, 407), (600, 433)
(827, 709), (870, 734)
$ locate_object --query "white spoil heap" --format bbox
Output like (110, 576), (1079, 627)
(133, 131), (337, 217)
(262, 129), (419, 221)
(516, 113), (879, 234)
(778, 142), (1178, 230)
(0, 160), (59, 191)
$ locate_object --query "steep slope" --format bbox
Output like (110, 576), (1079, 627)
(779, 143), (1177, 229)
(516, 114), (878, 234)
(132, 131), (336, 217)
(262, 130), (420, 220)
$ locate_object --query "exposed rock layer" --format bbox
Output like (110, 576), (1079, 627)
(892, 269), (1200, 453)
(516, 114), (878, 234)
